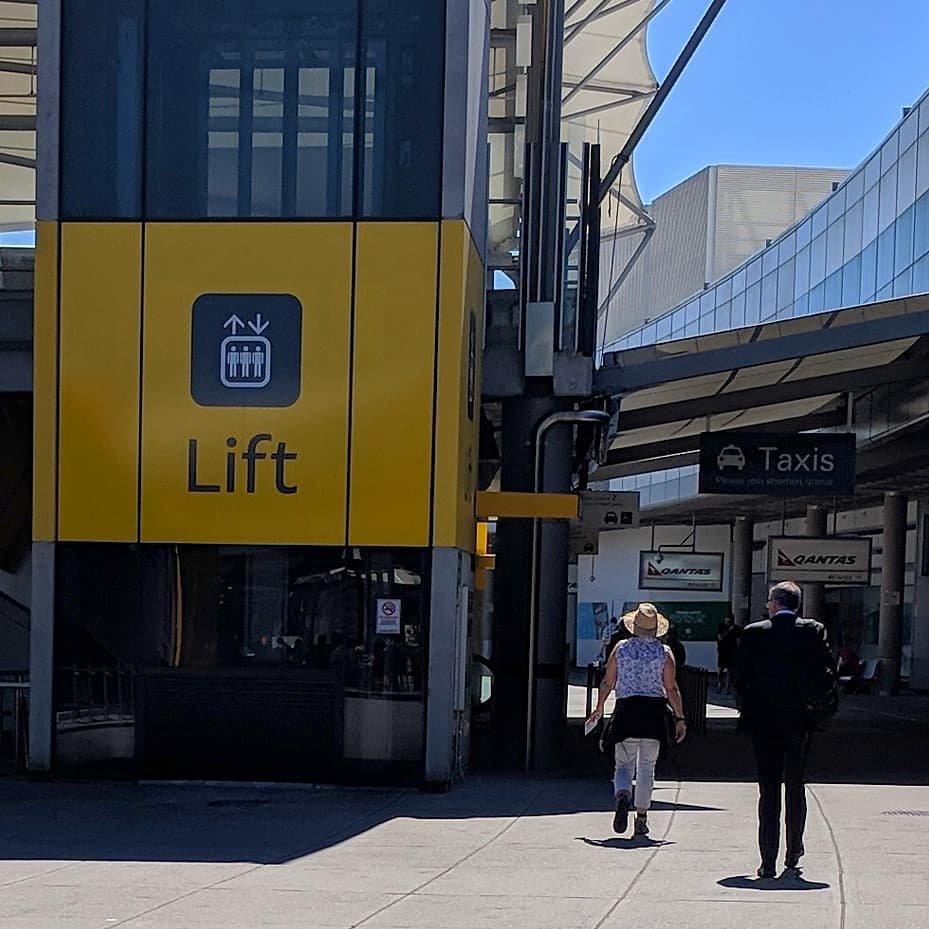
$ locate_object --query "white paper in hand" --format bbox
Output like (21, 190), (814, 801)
(584, 709), (602, 737)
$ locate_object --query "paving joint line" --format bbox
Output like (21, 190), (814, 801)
(809, 786), (847, 929)
(347, 783), (551, 929)
(590, 780), (683, 929)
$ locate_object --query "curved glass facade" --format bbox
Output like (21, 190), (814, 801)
(605, 89), (929, 353)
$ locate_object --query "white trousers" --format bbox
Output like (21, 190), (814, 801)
(613, 738), (661, 811)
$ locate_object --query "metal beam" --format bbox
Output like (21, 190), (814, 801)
(0, 115), (35, 131)
(595, 302), (929, 395)
(595, 451), (699, 480)
(0, 28), (36, 47)
(617, 356), (929, 431)
(605, 406), (849, 466)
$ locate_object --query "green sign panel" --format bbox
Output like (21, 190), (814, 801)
(623, 600), (730, 642)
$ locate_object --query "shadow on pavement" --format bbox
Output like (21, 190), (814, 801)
(718, 874), (830, 891)
(575, 836), (673, 850)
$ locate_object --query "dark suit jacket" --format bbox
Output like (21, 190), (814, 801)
(734, 612), (834, 734)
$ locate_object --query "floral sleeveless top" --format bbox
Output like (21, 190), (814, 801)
(614, 637), (670, 699)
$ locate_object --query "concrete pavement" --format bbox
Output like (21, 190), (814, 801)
(1, 771), (928, 929)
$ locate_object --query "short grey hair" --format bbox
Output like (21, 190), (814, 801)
(769, 581), (801, 612)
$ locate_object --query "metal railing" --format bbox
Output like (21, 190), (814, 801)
(0, 670), (28, 766)
(56, 665), (134, 728)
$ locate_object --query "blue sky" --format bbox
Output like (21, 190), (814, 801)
(635, 0), (929, 203)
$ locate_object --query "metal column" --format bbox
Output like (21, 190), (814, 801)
(878, 492), (908, 695)
(731, 517), (754, 626)
(28, 542), (55, 771)
(802, 505), (827, 621)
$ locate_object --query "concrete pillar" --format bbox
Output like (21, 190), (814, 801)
(878, 492), (908, 695)
(802, 505), (828, 621)
(731, 517), (754, 626)
(28, 542), (55, 771)
(910, 497), (929, 691)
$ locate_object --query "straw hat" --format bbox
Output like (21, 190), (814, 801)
(622, 603), (669, 638)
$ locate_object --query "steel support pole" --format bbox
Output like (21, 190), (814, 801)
(28, 542), (55, 771)
(878, 491), (908, 695)
(731, 517), (754, 626)
(802, 505), (827, 622)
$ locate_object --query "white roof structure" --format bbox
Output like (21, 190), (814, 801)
(0, 0), (36, 232)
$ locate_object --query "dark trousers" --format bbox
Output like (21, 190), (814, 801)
(752, 731), (812, 867)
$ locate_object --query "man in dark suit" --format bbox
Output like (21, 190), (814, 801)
(734, 580), (835, 879)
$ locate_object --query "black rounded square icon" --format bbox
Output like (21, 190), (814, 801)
(191, 294), (302, 407)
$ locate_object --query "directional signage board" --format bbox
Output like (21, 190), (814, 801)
(191, 293), (302, 407)
(638, 551), (725, 592)
(767, 536), (872, 585)
(569, 519), (599, 557)
(579, 491), (640, 531)
(698, 431), (856, 497)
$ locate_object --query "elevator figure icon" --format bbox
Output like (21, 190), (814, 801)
(221, 336), (271, 388)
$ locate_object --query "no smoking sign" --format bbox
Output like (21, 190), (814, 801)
(376, 598), (402, 634)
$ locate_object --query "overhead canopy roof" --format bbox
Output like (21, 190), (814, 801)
(592, 295), (929, 488)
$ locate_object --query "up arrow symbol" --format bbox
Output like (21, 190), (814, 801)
(223, 314), (245, 335)
(248, 313), (270, 335)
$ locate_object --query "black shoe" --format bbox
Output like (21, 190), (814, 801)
(756, 864), (776, 879)
(612, 792), (631, 834)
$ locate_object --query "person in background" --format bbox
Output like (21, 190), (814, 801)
(734, 581), (836, 879)
(664, 624), (687, 687)
(716, 615), (740, 693)
(599, 615), (620, 664)
(593, 604), (686, 838)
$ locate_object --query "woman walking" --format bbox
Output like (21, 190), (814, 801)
(593, 603), (686, 836)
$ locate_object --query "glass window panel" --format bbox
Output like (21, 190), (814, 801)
(778, 232), (797, 263)
(794, 293), (809, 317)
(920, 97), (929, 136)
(642, 323), (657, 345)
(360, 0), (445, 218)
(901, 109), (919, 151)
(894, 267), (913, 297)
(762, 247), (778, 276)
(826, 217), (845, 276)
(865, 154), (882, 191)
(146, 0), (360, 219)
(715, 301), (732, 331)
(685, 320), (699, 336)
(730, 289), (746, 328)
(881, 132), (899, 173)
(895, 204), (915, 275)
(61, 0), (144, 218)
(843, 198), (863, 261)
(698, 313), (715, 335)
(808, 281), (825, 315)
(699, 291), (714, 314)
(796, 219), (812, 249)
(842, 255), (861, 306)
(777, 258), (794, 310)
(877, 282), (894, 301)
(809, 231), (827, 286)
(827, 186), (846, 223)
(685, 300), (699, 323)
(918, 130), (929, 200)
(656, 315), (672, 340)
(878, 162), (898, 232)
(862, 184), (880, 248)
(745, 281), (761, 324)
(860, 239), (877, 300)
(898, 143), (917, 212)
(844, 170), (864, 205)
(811, 205), (828, 237)
(876, 226), (895, 289)
(746, 257), (762, 286)
(824, 270), (842, 309)
(671, 307), (686, 332)
(715, 277), (732, 302)
(760, 271), (777, 320)
(794, 245), (811, 295)
(915, 191), (929, 260)
(731, 267), (747, 293)
(913, 252), (929, 293)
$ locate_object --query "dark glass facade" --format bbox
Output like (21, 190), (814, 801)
(55, 544), (431, 780)
(61, 0), (445, 220)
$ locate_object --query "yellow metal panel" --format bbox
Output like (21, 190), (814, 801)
(433, 221), (485, 552)
(58, 224), (141, 542)
(350, 223), (438, 547)
(475, 491), (579, 520)
(141, 223), (352, 545)
(33, 222), (58, 541)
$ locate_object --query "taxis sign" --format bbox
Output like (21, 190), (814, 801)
(698, 431), (856, 496)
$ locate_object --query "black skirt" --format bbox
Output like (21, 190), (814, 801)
(611, 696), (671, 745)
